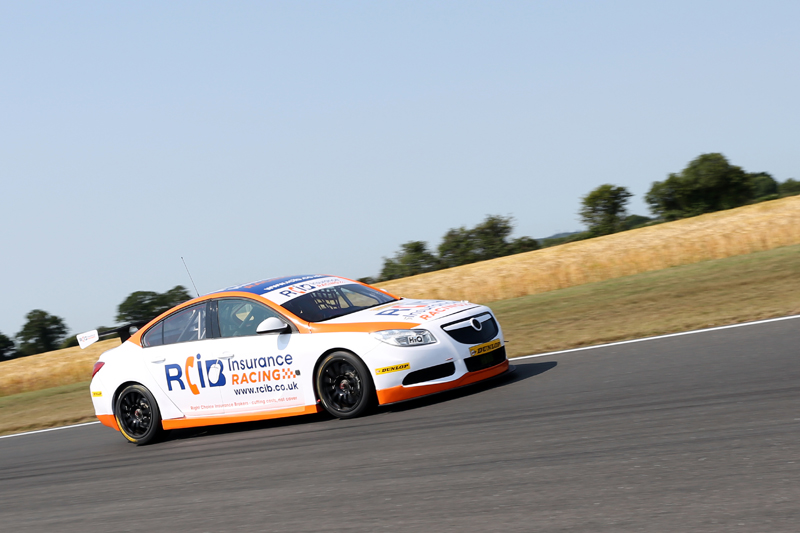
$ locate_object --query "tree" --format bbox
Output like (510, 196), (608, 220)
(646, 153), (755, 220)
(579, 184), (633, 237)
(116, 285), (192, 323)
(0, 332), (16, 359)
(438, 227), (478, 269)
(379, 242), (440, 281)
(749, 172), (778, 198)
(471, 215), (516, 261)
(779, 178), (800, 197)
(438, 215), (539, 269)
(376, 215), (539, 281)
(509, 236), (541, 254)
(622, 214), (653, 230)
(16, 310), (68, 357)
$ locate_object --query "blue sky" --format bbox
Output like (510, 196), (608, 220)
(1, 1), (798, 338)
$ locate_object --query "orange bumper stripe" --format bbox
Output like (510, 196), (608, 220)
(376, 359), (509, 405)
(161, 404), (321, 430)
(97, 414), (120, 431)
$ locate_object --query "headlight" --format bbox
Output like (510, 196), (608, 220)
(371, 329), (437, 347)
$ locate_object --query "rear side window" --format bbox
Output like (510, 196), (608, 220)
(142, 303), (207, 347)
(142, 322), (163, 347)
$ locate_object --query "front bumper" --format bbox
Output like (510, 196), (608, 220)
(376, 358), (509, 405)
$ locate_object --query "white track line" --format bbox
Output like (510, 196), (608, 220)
(512, 313), (800, 361)
(3, 314), (799, 440)
(0, 421), (100, 440)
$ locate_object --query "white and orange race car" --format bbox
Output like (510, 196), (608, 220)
(81, 275), (509, 444)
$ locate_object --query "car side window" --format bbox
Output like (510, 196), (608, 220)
(143, 303), (207, 347)
(217, 299), (285, 338)
(142, 322), (163, 347)
(163, 303), (207, 344)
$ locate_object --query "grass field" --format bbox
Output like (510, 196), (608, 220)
(494, 243), (800, 357)
(1, 243), (798, 436)
(0, 382), (95, 436)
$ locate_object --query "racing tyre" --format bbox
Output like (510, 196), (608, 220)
(316, 352), (375, 419)
(115, 384), (162, 445)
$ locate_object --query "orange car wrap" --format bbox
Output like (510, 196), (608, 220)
(161, 404), (322, 430)
(127, 278), (402, 347)
(309, 321), (420, 334)
(127, 291), (314, 347)
(97, 414), (120, 431)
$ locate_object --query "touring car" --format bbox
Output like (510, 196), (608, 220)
(81, 275), (509, 444)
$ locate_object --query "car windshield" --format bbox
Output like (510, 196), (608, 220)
(280, 283), (396, 322)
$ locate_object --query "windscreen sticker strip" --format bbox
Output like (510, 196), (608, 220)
(262, 276), (351, 305)
(374, 300), (476, 321)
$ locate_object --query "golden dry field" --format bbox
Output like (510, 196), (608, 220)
(378, 196), (800, 303)
(0, 338), (120, 397)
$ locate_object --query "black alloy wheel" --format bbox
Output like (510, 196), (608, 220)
(115, 384), (162, 445)
(315, 352), (375, 419)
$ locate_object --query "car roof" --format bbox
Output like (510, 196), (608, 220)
(210, 275), (346, 298)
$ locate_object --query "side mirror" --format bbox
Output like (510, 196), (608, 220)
(256, 317), (289, 334)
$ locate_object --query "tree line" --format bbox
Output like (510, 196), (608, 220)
(366, 153), (799, 282)
(361, 215), (540, 284)
(0, 286), (191, 360)
(2, 153), (797, 360)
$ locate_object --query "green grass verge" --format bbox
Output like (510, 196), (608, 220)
(0, 381), (96, 436)
(493, 243), (800, 357)
(2, 244), (798, 436)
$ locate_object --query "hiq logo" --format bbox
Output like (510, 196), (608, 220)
(165, 355), (226, 395)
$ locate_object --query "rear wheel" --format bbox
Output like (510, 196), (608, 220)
(315, 352), (375, 419)
(115, 384), (162, 445)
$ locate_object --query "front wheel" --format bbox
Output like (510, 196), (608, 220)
(315, 352), (375, 419)
(115, 384), (162, 445)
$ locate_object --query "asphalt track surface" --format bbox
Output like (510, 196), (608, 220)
(1, 319), (799, 532)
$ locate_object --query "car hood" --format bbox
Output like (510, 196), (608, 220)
(319, 299), (480, 328)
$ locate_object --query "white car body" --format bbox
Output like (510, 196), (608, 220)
(87, 275), (509, 441)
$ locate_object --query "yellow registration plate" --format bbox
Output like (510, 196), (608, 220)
(469, 339), (502, 357)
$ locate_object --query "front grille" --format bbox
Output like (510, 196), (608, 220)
(464, 346), (506, 373)
(402, 362), (456, 386)
(442, 313), (499, 345)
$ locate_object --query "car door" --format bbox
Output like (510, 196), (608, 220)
(142, 302), (225, 416)
(210, 298), (306, 414)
